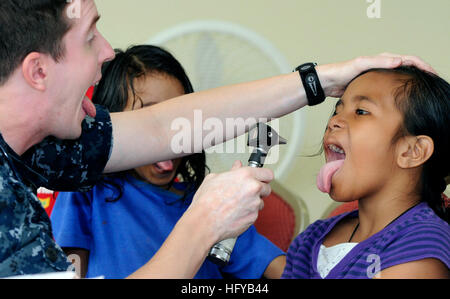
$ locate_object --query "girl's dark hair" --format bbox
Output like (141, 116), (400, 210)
(93, 45), (208, 202)
(355, 66), (450, 223)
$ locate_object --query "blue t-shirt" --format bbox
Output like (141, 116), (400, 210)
(51, 175), (284, 279)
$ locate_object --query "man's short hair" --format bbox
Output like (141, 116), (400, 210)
(0, 0), (71, 86)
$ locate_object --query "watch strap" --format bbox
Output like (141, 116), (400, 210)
(295, 63), (326, 106)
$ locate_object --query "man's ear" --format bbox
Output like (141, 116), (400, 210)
(397, 135), (434, 169)
(21, 52), (49, 91)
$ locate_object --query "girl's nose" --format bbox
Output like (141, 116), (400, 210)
(327, 114), (346, 131)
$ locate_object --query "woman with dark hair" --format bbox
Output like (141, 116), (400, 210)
(50, 45), (285, 279)
(90, 45), (206, 203)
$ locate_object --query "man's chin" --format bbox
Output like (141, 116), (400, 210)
(53, 126), (83, 141)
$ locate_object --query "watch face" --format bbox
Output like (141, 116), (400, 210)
(306, 74), (316, 83)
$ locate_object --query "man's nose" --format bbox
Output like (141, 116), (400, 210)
(99, 33), (115, 64)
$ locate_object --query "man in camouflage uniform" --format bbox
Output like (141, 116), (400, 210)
(0, 111), (112, 276)
(0, 0), (432, 278)
(0, 0), (275, 278)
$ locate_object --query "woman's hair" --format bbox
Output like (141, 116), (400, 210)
(92, 45), (208, 202)
(354, 66), (450, 223)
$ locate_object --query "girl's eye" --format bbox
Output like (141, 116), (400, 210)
(333, 107), (342, 116)
(356, 109), (369, 115)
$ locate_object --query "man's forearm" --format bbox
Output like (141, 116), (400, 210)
(105, 72), (310, 173)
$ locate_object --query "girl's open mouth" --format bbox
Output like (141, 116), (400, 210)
(326, 144), (346, 162)
(153, 160), (175, 174)
(317, 143), (346, 194)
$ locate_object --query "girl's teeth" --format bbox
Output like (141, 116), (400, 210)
(329, 144), (345, 154)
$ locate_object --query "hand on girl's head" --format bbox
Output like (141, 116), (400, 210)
(376, 53), (438, 75)
(321, 53), (437, 99)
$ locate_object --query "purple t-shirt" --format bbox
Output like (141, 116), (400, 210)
(282, 202), (449, 279)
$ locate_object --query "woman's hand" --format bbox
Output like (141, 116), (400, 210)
(317, 53), (437, 98)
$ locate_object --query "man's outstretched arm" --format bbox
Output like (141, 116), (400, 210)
(104, 53), (434, 174)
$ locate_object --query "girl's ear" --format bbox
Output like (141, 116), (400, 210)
(397, 135), (434, 169)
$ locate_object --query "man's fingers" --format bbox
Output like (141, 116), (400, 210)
(259, 199), (265, 211)
(402, 57), (437, 74)
(357, 54), (401, 71)
(378, 53), (437, 75)
(355, 53), (437, 76)
(259, 182), (272, 198)
(247, 167), (274, 183)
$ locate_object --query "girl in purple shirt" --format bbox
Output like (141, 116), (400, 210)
(283, 66), (449, 279)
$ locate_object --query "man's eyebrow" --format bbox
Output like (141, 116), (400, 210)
(85, 14), (101, 34)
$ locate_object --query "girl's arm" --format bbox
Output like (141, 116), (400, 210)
(263, 255), (287, 279)
(377, 258), (449, 279)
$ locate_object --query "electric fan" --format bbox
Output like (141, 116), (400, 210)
(148, 21), (309, 230)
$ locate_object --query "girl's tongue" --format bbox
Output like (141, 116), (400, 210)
(155, 160), (174, 172)
(317, 159), (345, 194)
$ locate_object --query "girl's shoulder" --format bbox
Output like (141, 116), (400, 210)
(390, 202), (449, 235)
(369, 202), (448, 247)
(375, 203), (450, 270)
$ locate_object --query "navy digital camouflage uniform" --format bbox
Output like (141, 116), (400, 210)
(0, 105), (112, 277)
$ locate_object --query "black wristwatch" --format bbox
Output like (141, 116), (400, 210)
(294, 63), (326, 106)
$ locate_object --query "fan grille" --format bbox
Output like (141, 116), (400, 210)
(148, 20), (305, 179)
